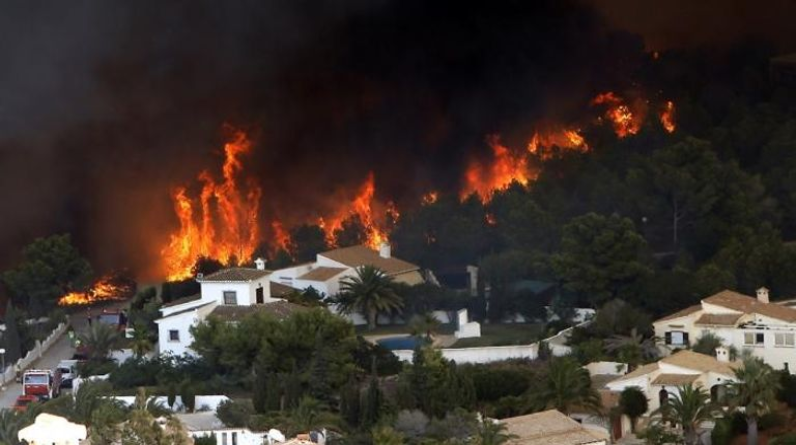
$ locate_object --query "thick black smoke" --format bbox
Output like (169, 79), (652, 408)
(0, 0), (651, 277)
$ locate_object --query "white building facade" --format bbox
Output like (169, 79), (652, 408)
(653, 288), (796, 372)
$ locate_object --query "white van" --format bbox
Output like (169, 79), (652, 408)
(56, 360), (79, 388)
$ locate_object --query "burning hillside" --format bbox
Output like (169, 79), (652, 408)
(58, 274), (136, 306)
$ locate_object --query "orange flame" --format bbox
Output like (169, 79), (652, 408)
(58, 275), (134, 306)
(591, 92), (645, 138)
(161, 130), (261, 281)
(321, 172), (390, 249)
(271, 220), (292, 253)
(527, 125), (589, 160)
(660, 100), (676, 133)
(461, 135), (534, 201)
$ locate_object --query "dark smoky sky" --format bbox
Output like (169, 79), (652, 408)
(0, 0), (793, 278)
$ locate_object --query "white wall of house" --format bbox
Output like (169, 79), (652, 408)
(189, 429), (267, 445)
(156, 304), (215, 356)
(199, 279), (276, 306)
(270, 263), (314, 288)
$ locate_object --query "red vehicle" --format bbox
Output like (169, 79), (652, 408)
(22, 369), (61, 400)
(13, 395), (38, 412)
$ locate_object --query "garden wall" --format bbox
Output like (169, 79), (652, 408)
(2, 321), (68, 384)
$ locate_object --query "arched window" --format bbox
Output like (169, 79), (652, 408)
(711, 384), (727, 405)
(659, 388), (669, 406)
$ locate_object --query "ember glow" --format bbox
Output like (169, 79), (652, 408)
(422, 191), (439, 205)
(161, 130), (261, 281)
(660, 100), (676, 133)
(591, 92), (646, 138)
(461, 135), (535, 201)
(58, 274), (135, 306)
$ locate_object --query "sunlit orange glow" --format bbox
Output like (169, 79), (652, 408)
(660, 100), (676, 133)
(58, 275), (134, 306)
(591, 92), (645, 138)
(161, 130), (261, 281)
(461, 135), (534, 201)
(320, 172), (390, 249)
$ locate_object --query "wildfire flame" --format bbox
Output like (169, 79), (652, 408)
(591, 92), (646, 138)
(527, 126), (589, 160)
(422, 191), (439, 205)
(461, 135), (535, 201)
(271, 220), (292, 253)
(660, 100), (676, 133)
(58, 274), (134, 306)
(320, 172), (390, 249)
(162, 129), (261, 281)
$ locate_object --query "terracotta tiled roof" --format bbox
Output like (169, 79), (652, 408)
(209, 301), (308, 322)
(200, 268), (271, 282)
(501, 410), (605, 445)
(695, 313), (743, 326)
(651, 374), (699, 386)
(656, 304), (701, 322)
(319, 245), (420, 275)
(703, 290), (796, 323)
(161, 294), (201, 308)
(270, 281), (296, 297)
(661, 350), (739, 376)
(612, 362), (660, 383)
(297, 267), (347, 282)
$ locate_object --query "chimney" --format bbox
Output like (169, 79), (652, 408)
(715, 346), (729, 363)
(255, 257), (266, 270)
(757, 287), (770, 304)
(379, 242), (391, 259)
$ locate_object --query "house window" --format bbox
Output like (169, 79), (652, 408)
(665, 331), (688, 346)
(221, 432), (228, 445)
(223, 291), (237, 305)
(168, 330), (180, 342)
(744, 332), (765, 346)
(775, 333), (795, 347)
(232, 432), (238, 445)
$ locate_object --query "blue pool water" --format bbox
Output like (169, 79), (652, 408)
(377, 336), (421, 350)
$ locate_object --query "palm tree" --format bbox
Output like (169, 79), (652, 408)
(654, 383), (717, 445)
(78, 322), (121, 362)
(531, 357), (601, 415)
(130, 323), (154, 358)
(475, 420), (516, 445)
(605, 328), (659, 370)
(409, 312), (441, 341)
(335, 265), (403, 330)
(289, 396), (341, 436)
(729, 357), (780, 445)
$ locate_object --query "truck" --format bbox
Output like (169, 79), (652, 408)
(96, 309), (128, 332)
(22, 369), (61, 400)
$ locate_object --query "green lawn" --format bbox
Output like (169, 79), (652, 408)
(449, 323), (543, 348)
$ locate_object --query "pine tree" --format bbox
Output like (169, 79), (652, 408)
(309, 336), (332, 404)
(282, 370), (302, 411)
(253, 369), (268, 414)
(409, 345), (430, 413)
(340, 379), (361, 427)
(3, 302), (22, 364)
(265, 372), (281, 412)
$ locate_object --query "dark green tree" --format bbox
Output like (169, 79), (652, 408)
(3, 302), (22, 364)
(619, 386), (648, 433)
(552, 213), (652, 305)
(308, 336), (333, 404)
(2, 234), (92, 314)
(730, 357), (780, 445)
(360, 374), (381, 428)
(333, 216), (367, 248)
(253, 369), (269, 414)
(339, 379), (361, 427)
(180, 381), (196, 413)
(290, 224), (328, 263)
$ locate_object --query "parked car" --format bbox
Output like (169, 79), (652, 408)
(22, 369), (61, 400)
(56, 360), (79, 389)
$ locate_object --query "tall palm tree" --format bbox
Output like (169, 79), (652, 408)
(78, 322), (121, 362)
(409, 312), (441, 341)
(604, 328), (659, 370)
(655, 383), (717, 445)
(475, 420), (516, 445)
(730, 357), (780, 445)
(335, 265), (403, 330)
(531, 357), (601, 415)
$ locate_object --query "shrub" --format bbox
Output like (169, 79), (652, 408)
(711, 417), (736, 445)
(778, 371), (796, 408)
(109, 357), (161, 388)
(772, 433), (796, 445)
(216, 399), (254, 428)
(467, 364), (532, 401)
(194, 434), (217, 445)
(181, 381), (196, 413)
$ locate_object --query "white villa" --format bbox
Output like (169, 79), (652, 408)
(156, 259), (306, 356)
(270, 243), (424, 298)
(602, 350), (739, 438)
(653, 287), (796, 372)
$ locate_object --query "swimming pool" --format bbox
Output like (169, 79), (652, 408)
(377, 336), (421, 350)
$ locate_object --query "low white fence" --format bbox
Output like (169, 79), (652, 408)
(2, 321), (69, 384)
(392, 320), (591, 365)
